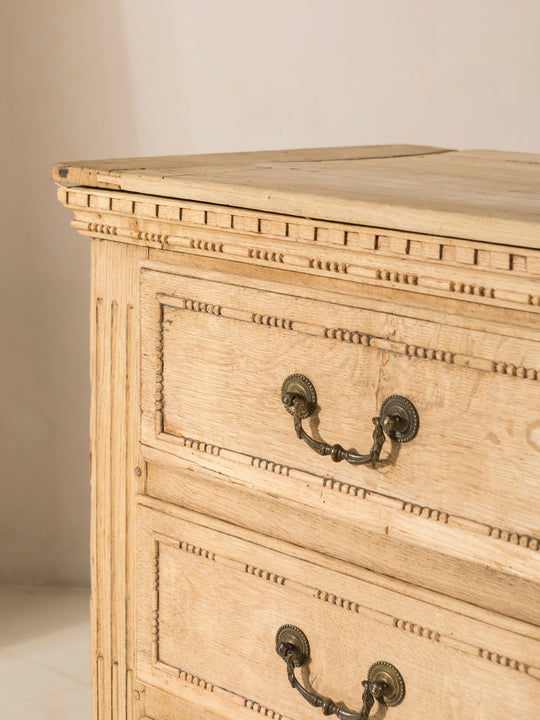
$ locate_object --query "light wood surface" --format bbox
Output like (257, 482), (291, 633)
(54, 144), (540, 720)
(143, 452), (540, 626)
(136, 260), (540, 629)
(136, 500), (540, 720)
(56, 184), (540, 317)
(52, 144), (446, 183)
(140, 265), (540, 538)
(53, 145), (540, 247)
(90, 240), (147, 720)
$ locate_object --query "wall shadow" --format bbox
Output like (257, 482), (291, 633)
(0, 0), (138, 585)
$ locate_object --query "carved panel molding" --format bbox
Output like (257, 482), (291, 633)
(59, 186), (540, 313)
(149, 530), (540, 691)
(157, 294), (540, 383)
(150, 293), (540, 555)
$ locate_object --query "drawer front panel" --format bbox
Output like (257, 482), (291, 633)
(144, 457), (540, 625)
(136, 500), (540, 720)
(141, 267), (540, 544)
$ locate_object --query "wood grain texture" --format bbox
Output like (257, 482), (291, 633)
(143, 455), (540, 626)
(53, 145), (540, 246)
(52, 144), (448, 185)
(54, 145), (540, 720)
(139, 685), (228, 720)
(139, 267), (540, 544)
(90, 239), (148, 720)
(57, 185), (540, 315)
(136, 500), (540, 720)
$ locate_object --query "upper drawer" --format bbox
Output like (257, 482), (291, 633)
(140, 265), (540, 564)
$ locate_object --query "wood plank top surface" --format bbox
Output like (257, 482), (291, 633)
(53, 145), (540, 248)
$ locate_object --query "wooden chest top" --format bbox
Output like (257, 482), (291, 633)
(53, 144), (540, 247)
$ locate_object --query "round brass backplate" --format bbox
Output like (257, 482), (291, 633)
(380, 395), (419, 443)
(367, 661), (405, 707)
(275, 625), (310, 667)
(281, 374), (317, 419)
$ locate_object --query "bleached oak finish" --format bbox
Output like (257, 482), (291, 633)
(139, 266), (540, 537)
(134, 263), (540, 624)
(53, 145), (540, 247)
(54, 145), (540, 720)
(136, 499), (540, 720)
(90, 240), (147, 720)
(55, 184), (540, 315)
(142, 454), (540, 626)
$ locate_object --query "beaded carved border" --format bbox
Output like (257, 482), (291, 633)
(156, 294), (540, 382)
(150, 294), (540, 555)
(59, 186), (540, 312)
(148, 528), (540, 704)
(149, 533), (294, 720)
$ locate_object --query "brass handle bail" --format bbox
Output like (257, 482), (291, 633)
(281, 374), (419, 467)
(276, 625), (405, 719)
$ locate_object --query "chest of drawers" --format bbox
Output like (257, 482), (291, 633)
(53, 145), (540, 720)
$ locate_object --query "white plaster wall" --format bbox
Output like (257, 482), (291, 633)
(1, 0), (539, 585)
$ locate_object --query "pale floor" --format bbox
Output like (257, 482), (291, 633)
(0, 586), (91, 719)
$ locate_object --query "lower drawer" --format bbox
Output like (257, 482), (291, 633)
(136, 498), (540, 720)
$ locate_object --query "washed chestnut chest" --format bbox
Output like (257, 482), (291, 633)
(53, 145), (540, 720)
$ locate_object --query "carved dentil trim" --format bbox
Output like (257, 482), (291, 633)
(249, 247), (284, 263)
(182, 298), (222, 315)
(309, 258), (348, 273)
(252, 313), (294, 329)
(155, 309), (165, 416)
(322, 477), (366, 497)
(490, 527), (540, 551)
(177, 669), (214, 690)
(251, 456), (290, 475)
(316, 588), (362, 612)
(244, 699), (288, 719)
(451, 280), (494, 298)
(181, 436), (222, 456)
(151, 538), (160, 664)
(88, 221), (117, 236)
(61, 188), (540, 313)
(376, 268), (418, 284)
(402, 501), (449, 523)
(191, 238), (223, 253)
(139, 230), (168, 244)
(245, 564), (286, 584)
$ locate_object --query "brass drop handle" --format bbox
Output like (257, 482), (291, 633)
(276, 625), (405, 719)
(282, 374), (419, 466)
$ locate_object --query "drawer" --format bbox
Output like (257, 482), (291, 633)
(140, 267), (540, 566)
(143, 457), (540, 625)
(136, 498), (540, 720)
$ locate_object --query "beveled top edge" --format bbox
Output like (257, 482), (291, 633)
(52, 144), (540, 249)
(52, 144), (449, 182)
